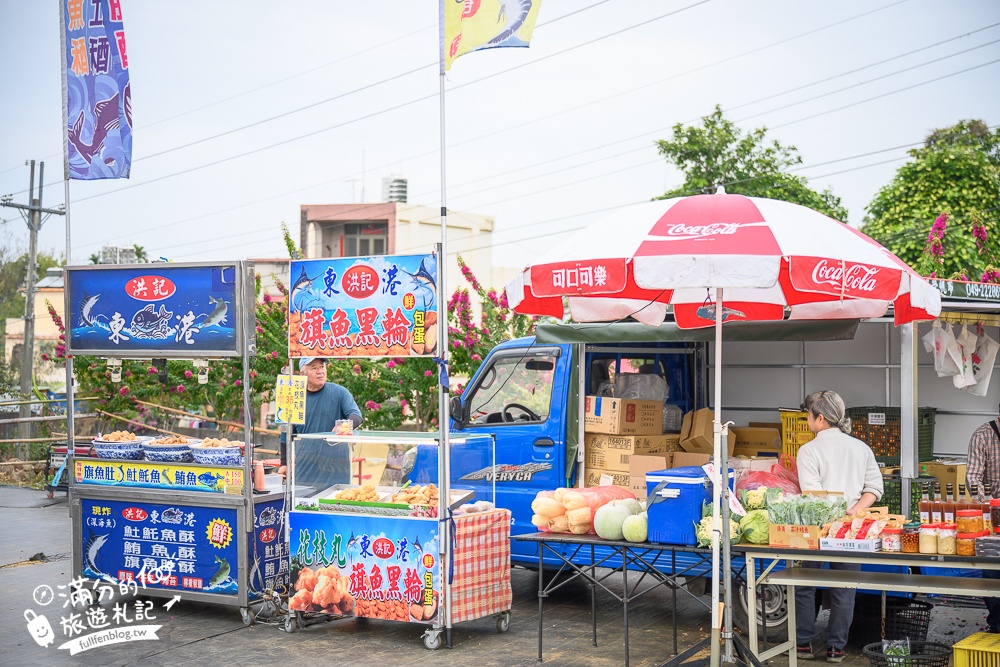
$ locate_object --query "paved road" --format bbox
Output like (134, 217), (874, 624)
(0, 486), (990, 667)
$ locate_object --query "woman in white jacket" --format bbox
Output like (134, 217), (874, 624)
(794, 390), (883, 663)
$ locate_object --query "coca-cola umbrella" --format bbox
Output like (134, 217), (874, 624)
(506, 191), (941, 663)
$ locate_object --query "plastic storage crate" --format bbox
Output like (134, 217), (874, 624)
(954, 632), (1000, 667)
(881, 475), (934, 516)
(847, 406), (937, 465)
(850, 594), (932, 645)
(780, 410), (814, 462)
(863, 642), (950, 667)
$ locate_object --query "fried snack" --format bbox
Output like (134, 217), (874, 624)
(199, 437), (239, 448)
(291, 565), (354, 615)
(334, 484), (380, 502)
(101, 430), (137, 442)
(390, 483), (439, 506)
(355, 597), (409, 621)
(150, 435), (189, 445)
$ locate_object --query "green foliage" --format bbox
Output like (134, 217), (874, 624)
(0, 238), (61, 325)
(862, 119), (1000, 278)
(655, 105), (849, 221)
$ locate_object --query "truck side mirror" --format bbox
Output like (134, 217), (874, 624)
(449, 395), (465, 425)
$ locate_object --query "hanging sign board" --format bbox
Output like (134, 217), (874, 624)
(64, 261), (256, 358)
(287, 254), (438, 359)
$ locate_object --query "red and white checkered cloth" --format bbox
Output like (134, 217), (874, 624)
(450, 509), (512, 624)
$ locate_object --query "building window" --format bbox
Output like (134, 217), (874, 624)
(344, 223), (388, 257)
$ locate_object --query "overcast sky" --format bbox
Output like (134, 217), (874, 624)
(1, 0), (998, 280)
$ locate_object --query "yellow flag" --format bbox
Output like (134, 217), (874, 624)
(442, 0), (542, 71)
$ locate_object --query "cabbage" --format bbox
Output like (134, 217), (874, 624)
(739, 509), (770, 544)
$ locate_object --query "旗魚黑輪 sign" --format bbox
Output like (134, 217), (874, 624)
(288, 254), (438, 359)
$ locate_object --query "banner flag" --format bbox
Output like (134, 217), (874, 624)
(442, 0), (542, 71)
(60, 0), (132, 180)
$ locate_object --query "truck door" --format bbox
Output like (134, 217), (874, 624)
(451, 343), (570, 554)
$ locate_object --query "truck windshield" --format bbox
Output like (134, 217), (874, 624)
(467, 354), (556, 424)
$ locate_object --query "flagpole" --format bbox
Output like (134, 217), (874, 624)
(59, 0), (77, 514)
(437, 0), (453, 649)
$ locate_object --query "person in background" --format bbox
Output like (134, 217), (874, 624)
(794, 390), (884, 663)
(278, 357), (363, 482)
(966, 406), (1000, 633)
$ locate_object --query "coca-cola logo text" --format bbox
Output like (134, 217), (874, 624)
(811, 260), (880, 292)
(665, 223), (740, 238)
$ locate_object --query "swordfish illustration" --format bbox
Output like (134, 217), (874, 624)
(489, 0), (534, 45)
(68, 92), (121, 165)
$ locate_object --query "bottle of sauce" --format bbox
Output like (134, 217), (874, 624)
(943, 483), (957, 524)
(958, 483), (969, 511)
(931, 483), (944, 524)
(984, 484), (995, 534)
(918, 483), (932, 524)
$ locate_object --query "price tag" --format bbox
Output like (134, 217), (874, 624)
(599, 474), (615, 486)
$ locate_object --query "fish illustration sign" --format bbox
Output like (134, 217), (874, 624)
(80, 499), (240, 596)
(64, 262), (255, 358)
(288, 254), (439, 359)
(60, 0), (132, 180)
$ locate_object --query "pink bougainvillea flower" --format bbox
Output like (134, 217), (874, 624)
(184, 370), (193, 379)
(119, 387), (130, 396)
(424, 370), (433, 377)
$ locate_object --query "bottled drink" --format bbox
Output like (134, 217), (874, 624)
(943, 483), (957, 523)
(918, 483), (932, 524)
(958, 484), (971, 511)
(931, 483), (944, 523)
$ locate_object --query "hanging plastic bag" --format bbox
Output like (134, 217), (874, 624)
(966, 326), (1000, 397)
(952, 324), (979, 389)
(922, 319), (961, 377)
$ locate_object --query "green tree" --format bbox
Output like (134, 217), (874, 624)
(862, 120), (1000, 279)
(132, 244), (148, 262)
(655, 105), (848, 221)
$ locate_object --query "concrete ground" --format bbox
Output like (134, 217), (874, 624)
(0, 485), (990, 667)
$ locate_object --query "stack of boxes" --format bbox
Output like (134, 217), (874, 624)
(582, 396), (679, 498)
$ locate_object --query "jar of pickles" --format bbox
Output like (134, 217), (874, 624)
(958, 508), (984, 534)
(881, 526), (902, 552)
(901, 521), (921, 553)
(938, 523), (957, 554)
(919, 523), (939, 554)
(957, 532), (978, 556)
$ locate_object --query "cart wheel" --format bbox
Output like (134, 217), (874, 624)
(240, 608), (254, 626)
(496, 612), (510, 633)
(283, 613), (298, 633)
(422, 631), (442, 650)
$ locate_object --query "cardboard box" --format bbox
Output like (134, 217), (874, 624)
(730, 427), (782, 458)
(629, 454), (671, 501)
(819, 538), (881, 553)
(750, 421), (783, 432)
(730, 456), (779, 473)
(768, 524), (824, 549)
(671, 452), (712, 468)
(584, 433), (680, 472)
(584, 396), (663, 435)
(583, 467), (629, 490)
(918, 461), (967, 491)
(680, 408), (735, 455)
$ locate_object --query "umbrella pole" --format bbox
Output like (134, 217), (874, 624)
(710, 287), (723, 667)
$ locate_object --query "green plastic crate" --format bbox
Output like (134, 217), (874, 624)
(847, 406), (936, 466)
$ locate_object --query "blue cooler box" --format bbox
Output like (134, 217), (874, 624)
(646, 466), (734, 546)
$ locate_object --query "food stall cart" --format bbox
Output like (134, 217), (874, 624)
(65, 262), (288, 623)
(284, 431), (511, 648)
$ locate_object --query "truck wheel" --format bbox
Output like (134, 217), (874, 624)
(733, 578), (788, 642)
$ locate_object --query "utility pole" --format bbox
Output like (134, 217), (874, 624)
(0, 160), (65, 459)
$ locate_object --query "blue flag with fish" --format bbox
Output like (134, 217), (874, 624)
(60, 0), (132, 180)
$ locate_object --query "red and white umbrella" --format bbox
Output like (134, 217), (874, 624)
(507, 193), (941, 327)
(505, 192), (940, 665)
